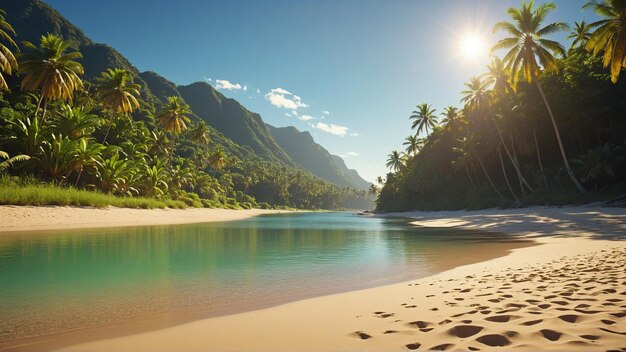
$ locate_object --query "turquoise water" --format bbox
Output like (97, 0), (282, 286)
(0, 212), (527, 343)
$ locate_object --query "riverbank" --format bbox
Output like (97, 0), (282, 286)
(0, 206), (292, 233)
(54, 206), (625, 351)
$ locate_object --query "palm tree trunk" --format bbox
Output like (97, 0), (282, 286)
(475, 154), (505, 200)
(102, 116), (114, 144)
(533, 127), (548, 189)
(74, 167), (83, 187)
(499, 147), (518, 202)
(34, 95), (44, 119)
(465, 164), (478, 191)
(487, 106), (533, 192)
(532, 71), (585, 194)
(38, 98), (48, 129)
(510, 134), (525, 196)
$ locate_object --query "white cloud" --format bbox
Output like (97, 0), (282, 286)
(322, 111), (330, 115)
(203, 77), (213, 82)
(243, 85), (248, 91)
(312, 122), (349, 136)
(215, 79), (243, 91)
(265, 88), (309, 112)
(284, 113), (291, 117)
(299, 115), (314, 121)
(256, 88), (261, 94)
(349, 132), (360, 137)
(341, 152), (360, 158)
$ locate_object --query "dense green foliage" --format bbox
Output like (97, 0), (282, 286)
(377, 1), (626, 212)
(0, 2), (374, 210)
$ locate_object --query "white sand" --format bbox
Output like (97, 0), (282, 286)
(54, 206), (625, 352)
(0, 206), (291, 233)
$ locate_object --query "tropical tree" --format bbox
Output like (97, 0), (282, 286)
(0, 9), (18, 92)
(156, 96), (191, 158)
(19, 34), (84, 125)
(208, 148), (228, 170)
(0, 150), (30, 172)
(568, 21), (592, 49)
(188, 120), (210, 145)
(584, 0), (626, 83)
(403, 134), (423, 155)
(440, 106), (463, 130)
(492, 0), (586, 193)
(95, 68), (141, 143)
(571, 143), (625, 183)
(410, 103), (437, 136)
(453, 137), (505, 199)
(386, 150), (404, 172)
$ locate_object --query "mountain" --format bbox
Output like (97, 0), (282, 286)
(268, 125), (371, 190)
(2, 0), (371, 190)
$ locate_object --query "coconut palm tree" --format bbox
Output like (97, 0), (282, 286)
(208, 148), (228, 170)
(157, 96), (191, 159)
(493, 1), (585, 193)
(410, 103), (437, 136)
(584, 0), (626, 83)
(0, 150), (30, 172)
(95, 68), (141, 143)
(440, 106), (463, 130)
(188, 120), (210, 145)
(19, 34), (84, 125)
(0, 9), (18, 92)
(403, 135), (423, 156)
(453, 137), (505, 199)
(386, 150), (404, 172)
(568, 21), (592, 49)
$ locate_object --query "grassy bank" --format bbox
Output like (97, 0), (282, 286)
(0, 177), (187, 209)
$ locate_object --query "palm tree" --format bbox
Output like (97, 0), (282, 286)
(583, 0), (626, 83)
(410, 103), (437, 136)
(0, 150), (30, 172)
(403, 135), (423, 156)
(156, 96), (191, 159)
(386, 150), (404, 172)
(493, 1), (585, 193)
(208, 148), (228, 170)
(95, 68), (141, 143)
(440, 106), (463, 130)
(568, 21), (592, 49)
(453, 137), (505, 199)
(0, 9), (18, 92)
(19, 34), (84, 125)
(188, 120), (210, 145)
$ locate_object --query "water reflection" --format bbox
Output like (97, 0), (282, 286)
(0, 212), (529, 343)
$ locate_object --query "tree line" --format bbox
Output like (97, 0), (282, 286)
(376, 0), (626, 211)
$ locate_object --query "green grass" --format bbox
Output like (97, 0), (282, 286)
(0, 177), (187, 209)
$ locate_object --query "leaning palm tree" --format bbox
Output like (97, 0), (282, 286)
(0, 9), (18, 92)
(583, 0), (626, 83)
(453, 137), (505, 200)
(493, 0), (585, 193)
(156, 96), (191, 159)
(386, 150), (404, 172)
(19, 34), (84, 125)
(95, 68), (141, 143)
(410, 103), (437, 136)
(568, 21), (592, 49)
(188, 120), (210, 145)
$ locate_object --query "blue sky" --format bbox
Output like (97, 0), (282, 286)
(46, 0), (597, 182)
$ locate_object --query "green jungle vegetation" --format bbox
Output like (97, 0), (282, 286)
(0, 2), (374, 210)
(376, 0), (626, 211)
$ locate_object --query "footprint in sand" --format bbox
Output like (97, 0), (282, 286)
(539, 329), (562, 341)
(475, 334), (511, 347)
(447, 325), (483, 338)
(352, 331), (372, 340)
(485, 315), (515, 323)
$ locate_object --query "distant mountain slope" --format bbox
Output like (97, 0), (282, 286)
(178, 82), (293, 165)
(268, 125), (371, 190)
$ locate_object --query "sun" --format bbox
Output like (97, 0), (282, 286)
(460, 34), (487, 59)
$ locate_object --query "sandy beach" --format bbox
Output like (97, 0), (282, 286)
(41, 205), (624, 352)
(0, 206), (291, 233)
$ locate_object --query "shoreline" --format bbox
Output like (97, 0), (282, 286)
(0, 206), (294, 234)
(55, 205), (625, 351)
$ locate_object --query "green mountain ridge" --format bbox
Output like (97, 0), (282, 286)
(1, 0), (371, 191)
(267, 125), (371, 189)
